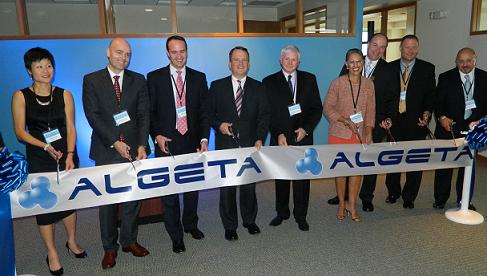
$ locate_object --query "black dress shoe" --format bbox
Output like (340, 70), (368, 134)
(385, 195), (398, 204)
(243, 223), (261, 234)
(65, 242), (87, 258)
(184, 228), (205, 240)
(172, 240), (186, 254)
(297, 220), (309, 231)
(269, 216), (289, 226)
(46, 256), (64, 275)
(403, 201), (414, 209)
(362, 201), (374, 212)
(433, 202), (445, 209)
(225, 230), (238, 241)
(327, 195), (340, 205)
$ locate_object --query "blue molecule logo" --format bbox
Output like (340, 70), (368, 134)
(18, 176), (58, 209)
(296, 148), (323, 176)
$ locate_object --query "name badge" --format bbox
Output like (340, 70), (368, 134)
(350, 112), (364, 124)
(176, 106), (187, 118)
(400, 91), (407, 100)
(465, 99), (476, 110)
(113, 110), (131, 126)
(288, 104), (302, 116)
(43, 128), (62, 143)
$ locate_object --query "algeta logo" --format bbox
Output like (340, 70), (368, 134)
(18, 176), (58, 209)
(296, 148), (323, 175)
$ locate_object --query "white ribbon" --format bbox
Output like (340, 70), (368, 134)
(10, 139), (472, 218)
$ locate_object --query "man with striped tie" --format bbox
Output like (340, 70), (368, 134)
(209, 46), (270, 241)
(147, 35), (210, 254)
(433, 48), (487, 210)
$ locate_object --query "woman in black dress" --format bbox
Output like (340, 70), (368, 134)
(12, 48), (85, 275)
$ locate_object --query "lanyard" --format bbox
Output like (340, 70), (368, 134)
(461, 79), (474, 97)
(170, 74), (187, 106)
(348, 75), (361, 113)
(400, 66), (413, 87)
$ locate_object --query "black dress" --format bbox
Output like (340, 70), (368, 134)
(21, 86), (79, 225)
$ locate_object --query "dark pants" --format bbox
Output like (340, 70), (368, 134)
(158, 132), (200, 241)
(274, 179), (309, 222)
(385, 113), (426, 202)
(359, 128), (387, 203)
(219, 183), (257, 230)
(434, 163), (475, 204)
(97, 157), (141, 252)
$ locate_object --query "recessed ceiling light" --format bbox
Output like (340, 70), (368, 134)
(161, 17), (168, 21)
(145, 8), (153, 12)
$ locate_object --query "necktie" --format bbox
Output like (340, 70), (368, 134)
(365, 61), (372, 77)
(176, 70), (188, 135)
(399, 64), (409, 114)
(235, 80), (243, 117)
(113, 75), (121, 104)
(464, 75), (472, 119)
(113, 75), (124, 142)
(288, 75), (294, 99)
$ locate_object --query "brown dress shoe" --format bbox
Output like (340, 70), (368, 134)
(101, 251), (117, 270)
(122, 243), (149, 257)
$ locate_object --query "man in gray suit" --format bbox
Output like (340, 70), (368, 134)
(83, 38), (150, 270)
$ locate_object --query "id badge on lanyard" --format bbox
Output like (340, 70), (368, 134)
(350, 112), (364, 124)
(113, 110), (131, 126)
(43, 128), (62, 143)
(288, 103), (302, 116)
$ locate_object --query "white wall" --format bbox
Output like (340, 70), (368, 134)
(416, 0), (487, 74)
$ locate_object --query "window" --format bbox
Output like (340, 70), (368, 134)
(471, 0), (487, 34)
(26, 0), (99, 35)
(1, 0), (355, 38)
(362, 2), (416, 61)
(114, 5), (172, 34)
(0, 0), (18, 36)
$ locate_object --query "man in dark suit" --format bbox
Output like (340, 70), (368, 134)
(433, 48), (487, 210)
(327, 33), (395, 212)
(83, 38), (150, 270)
(209, 46), (270, 241)
(147, 35), (209, 253)
(262, 45), (322, 231)
(385, 34), (436, 209)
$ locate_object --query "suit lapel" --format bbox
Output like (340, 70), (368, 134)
(226, 77), (239, 118)
(163, 66), (177, 113)
(296, 71), (303, 103)
(101, 69), (120, 109)
(121, 70), (132, 107)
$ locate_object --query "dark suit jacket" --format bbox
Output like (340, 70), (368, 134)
(210, 76), (270, 150)
(435, 67), (487, 138)
(389, 58), (436, 140)
(147, 65), (210, 156)
(339, 58), (395, 132)
(262, 70), (322, 146)
(83, 68), (150, 163)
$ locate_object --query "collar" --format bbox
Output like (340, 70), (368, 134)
(459, 68), (475, 82)
(232, 75), (247, 85)
(281, 70), (297, 81)
(107, 66), (124, 80)
(170, 65), (186, 76)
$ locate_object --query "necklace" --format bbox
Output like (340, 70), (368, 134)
(32, 83), (53, 106)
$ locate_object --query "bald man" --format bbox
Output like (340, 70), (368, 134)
(433, 48), (487, 210)
(83, 38), (150, 269)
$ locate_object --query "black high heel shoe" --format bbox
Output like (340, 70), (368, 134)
(46, 256), (64, 276)
(65, 242), (87, 258)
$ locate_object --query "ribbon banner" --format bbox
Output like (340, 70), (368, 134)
(10, 139), (472, 218)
